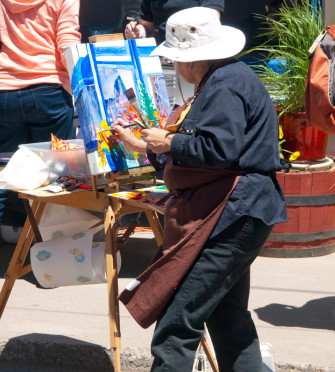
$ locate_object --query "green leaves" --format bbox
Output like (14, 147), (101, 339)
(241, 0), (324, 113)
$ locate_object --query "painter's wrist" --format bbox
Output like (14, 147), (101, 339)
(138, 24), (148, 38)
(142, 25), (151, 37)
(132, 139), (147, 153)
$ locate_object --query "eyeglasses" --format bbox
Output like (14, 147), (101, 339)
(164, 58), (173, 65)
(160, 56), (173, 66)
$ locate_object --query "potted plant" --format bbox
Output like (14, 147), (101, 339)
(243, 0), (326, 163)
(241, 1), (335, 258)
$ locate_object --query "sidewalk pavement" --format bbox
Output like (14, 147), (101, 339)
(0, 231), (335, 371)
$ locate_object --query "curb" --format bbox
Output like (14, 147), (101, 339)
(1, 338), (334, 372)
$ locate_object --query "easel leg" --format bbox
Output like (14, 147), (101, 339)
(200, 332), (219, 372)
(0, 201), (45, 318)
(105, 199), (121, 372)
(144, 210), (163, 246)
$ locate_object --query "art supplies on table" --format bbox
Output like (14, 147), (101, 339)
(41, 176), (91, 193)
(111, 185), (170, 211)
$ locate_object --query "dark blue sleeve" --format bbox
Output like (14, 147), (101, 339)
(170, 81), (246, 169)
(147, 146), (167, 171)
(199, 0), (225, 13)
(140, 0), (154, 22)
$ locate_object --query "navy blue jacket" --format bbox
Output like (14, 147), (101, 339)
(141, 0), (225, 44)
(164, 60), (287, 236)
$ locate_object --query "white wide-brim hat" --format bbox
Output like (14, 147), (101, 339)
(151, 7), (246, 62)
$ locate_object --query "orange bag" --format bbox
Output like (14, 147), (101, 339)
(305, 25), (335, 134)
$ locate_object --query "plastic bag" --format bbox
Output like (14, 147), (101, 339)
(0, 146), (49, 190)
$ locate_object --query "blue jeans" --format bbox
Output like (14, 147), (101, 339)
(0, 83), (74, 152)
(0, 83), (74, 224)
(150, 216), (274, 372)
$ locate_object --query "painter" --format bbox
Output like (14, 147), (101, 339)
(109, 7), (287, 372)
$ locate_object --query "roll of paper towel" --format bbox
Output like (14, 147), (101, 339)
(38, 203), (102, 241)
(30, 226), (121, 288)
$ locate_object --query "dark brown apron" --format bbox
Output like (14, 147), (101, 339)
(118, 159), (244, 328)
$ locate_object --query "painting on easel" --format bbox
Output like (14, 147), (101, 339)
(64, 38), (171, 176)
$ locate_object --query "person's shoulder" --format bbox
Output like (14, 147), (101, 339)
(211, 60), (268, 100)
(222, 60), (254, 74)
(213, 60), (256, 83)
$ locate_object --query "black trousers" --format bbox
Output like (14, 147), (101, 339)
(150, 216), (273, 372)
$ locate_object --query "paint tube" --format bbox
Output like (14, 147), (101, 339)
(42, 176), (88, 193)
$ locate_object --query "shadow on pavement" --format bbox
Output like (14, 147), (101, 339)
(254, 296), (335, 331)
(0, 334), (115, 371)
(0, 242), (40, 286)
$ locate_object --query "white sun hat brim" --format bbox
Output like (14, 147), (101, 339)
(150, 7), (246, 62)
(151, 25), (246, 62)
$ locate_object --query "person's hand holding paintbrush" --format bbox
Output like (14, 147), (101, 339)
(108, 118), (175, 154)
(106, 119), (147, 153)
(125, 16), (146, 39)
(124, 16), (156, 39)
(108, 87), (174, 153)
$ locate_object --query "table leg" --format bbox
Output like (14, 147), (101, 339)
(144, 210), (163, 246)
(105, 199), (121, 371)
(0, 201), (45, 318)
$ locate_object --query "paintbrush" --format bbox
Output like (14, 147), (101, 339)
(98, 120), (147, 142)
(132, 118), (149, 129)
(126, 16), (138, 28)
(127, 16), (137, 23)
(124, 88), (150, 129)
